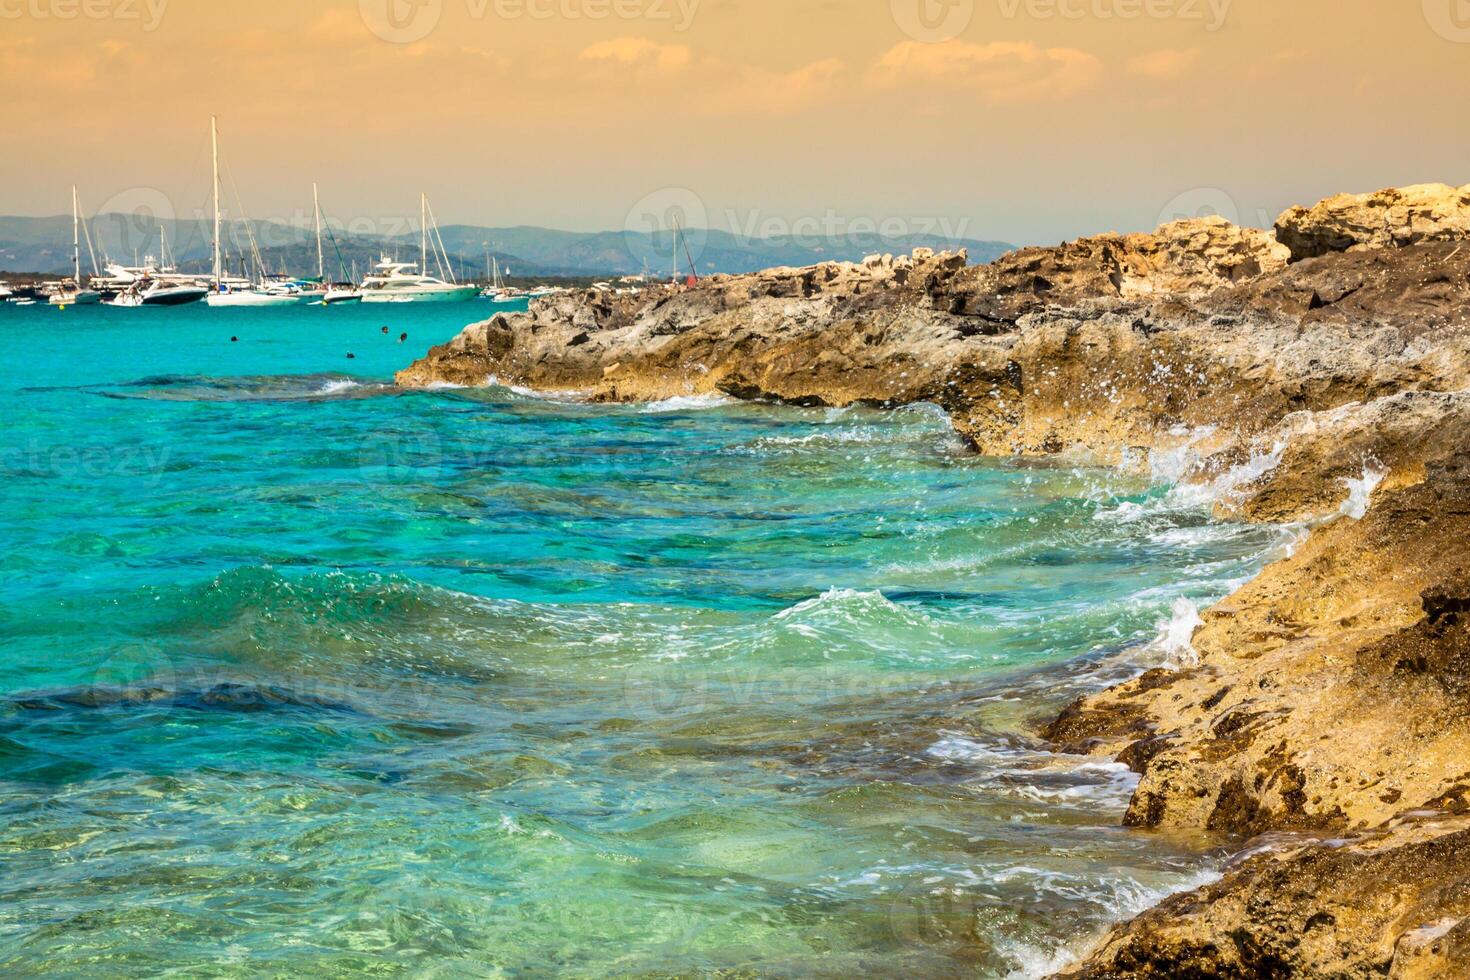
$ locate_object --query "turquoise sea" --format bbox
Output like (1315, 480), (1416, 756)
(0, 300), (1281, 977)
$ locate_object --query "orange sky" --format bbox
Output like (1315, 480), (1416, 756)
(4, 0), (1468, 245)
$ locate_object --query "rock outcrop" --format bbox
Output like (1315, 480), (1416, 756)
(1057, 814), (1470, 979)
(1275, 182), (1470, 261)
(395, 185), (1470, 979)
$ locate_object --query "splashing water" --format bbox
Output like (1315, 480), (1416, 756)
(0, 302), (1282, 977)
(1338, 462), (1387, 520)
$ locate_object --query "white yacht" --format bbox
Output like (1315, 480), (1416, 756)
(360, 194), (476, 303)
(361, 260), (479, 303)
(0, 283), (12, 301)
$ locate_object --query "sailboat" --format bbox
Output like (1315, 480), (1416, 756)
(484, 255), (523, 304)
(205, 117), (300, 308)
(359, 194), (477, 303)
(46, 187), (101, 306)
(314, 185), (361, 304)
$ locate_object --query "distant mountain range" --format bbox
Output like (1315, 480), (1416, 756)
(0, 214), (1013, 280)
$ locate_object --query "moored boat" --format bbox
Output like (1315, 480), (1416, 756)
(109, 277), (209, 307)
(360, 259), (478, 303)
(48, 188), (102, 305)
(360, 194), (476, 303)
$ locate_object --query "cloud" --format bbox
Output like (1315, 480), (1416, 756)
(868, 41), (1103, 105)
(1125, 48), (1201, 80)
(580, 37), (692, 75)
(0, 36), (103, 90)
(699, 58), (848, 116)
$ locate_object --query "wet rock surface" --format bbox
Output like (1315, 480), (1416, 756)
(396, 185), (1470, 978)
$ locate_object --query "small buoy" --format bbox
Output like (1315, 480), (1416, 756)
(399, 332), (407, 343)
(381, 326), (389, 334)
(346, 352), (356, 359)
(230, 336), (238, 343)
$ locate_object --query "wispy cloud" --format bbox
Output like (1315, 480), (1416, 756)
(1125, 47), (1201, 80)
(867, 41), (1103, 105)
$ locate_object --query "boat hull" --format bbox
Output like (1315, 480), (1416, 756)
(49, 291), (102, 306)
(206, 291), (301, 308)
(361, 285), (479, 304)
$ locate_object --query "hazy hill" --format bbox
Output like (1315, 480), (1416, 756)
(0, 214), (1012, 279)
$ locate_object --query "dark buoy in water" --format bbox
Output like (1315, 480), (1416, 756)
(399, 332), (407, 343)
(230, 336), (238, 343)
(346, 352), (356, 360)
(381, 326), (389, 334)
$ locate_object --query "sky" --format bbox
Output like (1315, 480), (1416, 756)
(3, 0), (1468, 247)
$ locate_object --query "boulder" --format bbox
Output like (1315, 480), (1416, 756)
(1276, 182), (1470, 261)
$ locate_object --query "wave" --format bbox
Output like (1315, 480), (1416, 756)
(8, 681), (359, 716)
(90, 373), (394, 404)
(159, 566), (520, 684)
(1337, 462), (1387, 520)
(637, 393), (737, 413)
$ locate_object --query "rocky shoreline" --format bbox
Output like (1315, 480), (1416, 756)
(398, 183), (1470, 977)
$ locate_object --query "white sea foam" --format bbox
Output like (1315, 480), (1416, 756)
(1337, 462), (1386, 520)
(997, 868), (1224, 979)
(317, 379), (362, 395)
(485, 375), (586, 402)
(1147, 425), (1218, 484)
(1156, 597), (1204, 667)
(637, 393), (736, 413)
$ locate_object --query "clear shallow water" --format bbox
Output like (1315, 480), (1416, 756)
(0, 302), (1281, 977)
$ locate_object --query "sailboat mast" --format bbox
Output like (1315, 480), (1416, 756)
(421, 193), (428, 274)
(313, 183), (324, 281)
(211, 116), (222, 281)
(71, 185), (81, 283)
(671, 215), (680, 282)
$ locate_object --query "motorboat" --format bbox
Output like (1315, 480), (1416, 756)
(360, 258), (478, 303)
(45, 280), (101, 306)
(323, 285), (362, 304)
(360, 194), (477, 303)
(108, 276), (209, 307)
